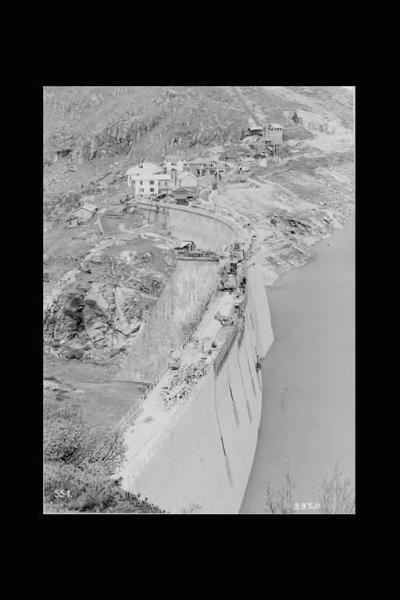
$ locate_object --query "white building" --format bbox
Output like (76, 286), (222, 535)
(264, 123), (283, 145)
(189, 157), (217, 177)
(163, 158), (189, 174)
(126, 163), (171, 198)
(177, 171), (197, 188)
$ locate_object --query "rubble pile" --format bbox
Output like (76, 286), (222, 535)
(161, 359), (208, 409)
(79, 242), (170, 297)
(44, 191), (82, 224)
(269, 213), (312, 234)
(214, 310), (235, 326)
(121, 295), (146, 322)
(257, 202), (354, 276)
(118, 250), (152, 264)
(134, 274), (164, 296)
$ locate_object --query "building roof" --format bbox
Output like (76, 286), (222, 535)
(224, 144), (249, 150)
(129, 172), (171, 181)
(126, 162), (160, 176)
(269, 123), (283, 129)
(174, 186), (198, 194)
(178, 171), (197, 179)
(190, 157), (216, 165)
(79, 203), (97, 214)
(164, 156), (188, 163)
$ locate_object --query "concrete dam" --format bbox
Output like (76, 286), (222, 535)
(118, 203), (274, 513)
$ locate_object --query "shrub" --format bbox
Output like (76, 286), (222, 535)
(264, 469), (295, 514)
(43, 462), (166, 513)
(318, 469), (355, 514)
(43, 396), (167, 513)
(43, 399), (88, 464)
(264, 466), (355, 515)
(81, 427), (126, 473)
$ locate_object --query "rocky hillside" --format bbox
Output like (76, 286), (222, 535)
(43, 86), (249, 167)
(43, 86), (353, 196)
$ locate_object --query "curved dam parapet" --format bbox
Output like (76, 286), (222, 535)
(118, 205), (274, 513)
(137, 201), (239, 250)
(167, 206), (237, 251)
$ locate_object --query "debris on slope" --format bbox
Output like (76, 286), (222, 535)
(215, 153), (354, 284)
(44, 218), (177, 366)
(160, 358), (209, 410)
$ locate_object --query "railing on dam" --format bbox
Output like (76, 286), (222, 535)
(135, 200), (238, 237)
(235, 290), (248, 347)
(214, 323), (239, 375)
(240, 290), (248, 313)
(214, 287), (248, 367)
(237, 317), (245, 347)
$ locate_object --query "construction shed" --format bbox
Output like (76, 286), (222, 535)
(173, 187), (199, 205)
(69, 202), (97, 225)
(177, 171), (198, 188)
(174, 240), (196, 254)
(221, 144), (252, 160)
(189, 158), (217, 177)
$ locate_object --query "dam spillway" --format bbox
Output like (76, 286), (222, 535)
(118, 205), (274, 513)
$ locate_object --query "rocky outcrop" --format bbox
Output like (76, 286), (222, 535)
(43, 86), (248, 170)
(43, 280), (141, 362)
(43, 232), (176, 365)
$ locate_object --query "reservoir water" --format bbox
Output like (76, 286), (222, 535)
(240, 221), (355, 514)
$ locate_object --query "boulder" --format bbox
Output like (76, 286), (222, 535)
(86, 321), (108, 341)
(64, 347), (85, 360)
(85, 284), (109, 314)
(80, 261), (92, 273)
(74, 209), (93, 223)
(114, 318), (140, 336)
(119, 250), (138, 263)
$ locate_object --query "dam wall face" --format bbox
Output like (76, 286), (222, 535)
(121, 263), (274, 513)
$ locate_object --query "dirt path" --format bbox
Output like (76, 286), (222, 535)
(230, 87), (261, 127)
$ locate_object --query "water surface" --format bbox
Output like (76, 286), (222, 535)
(241, 222), (355, 513)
